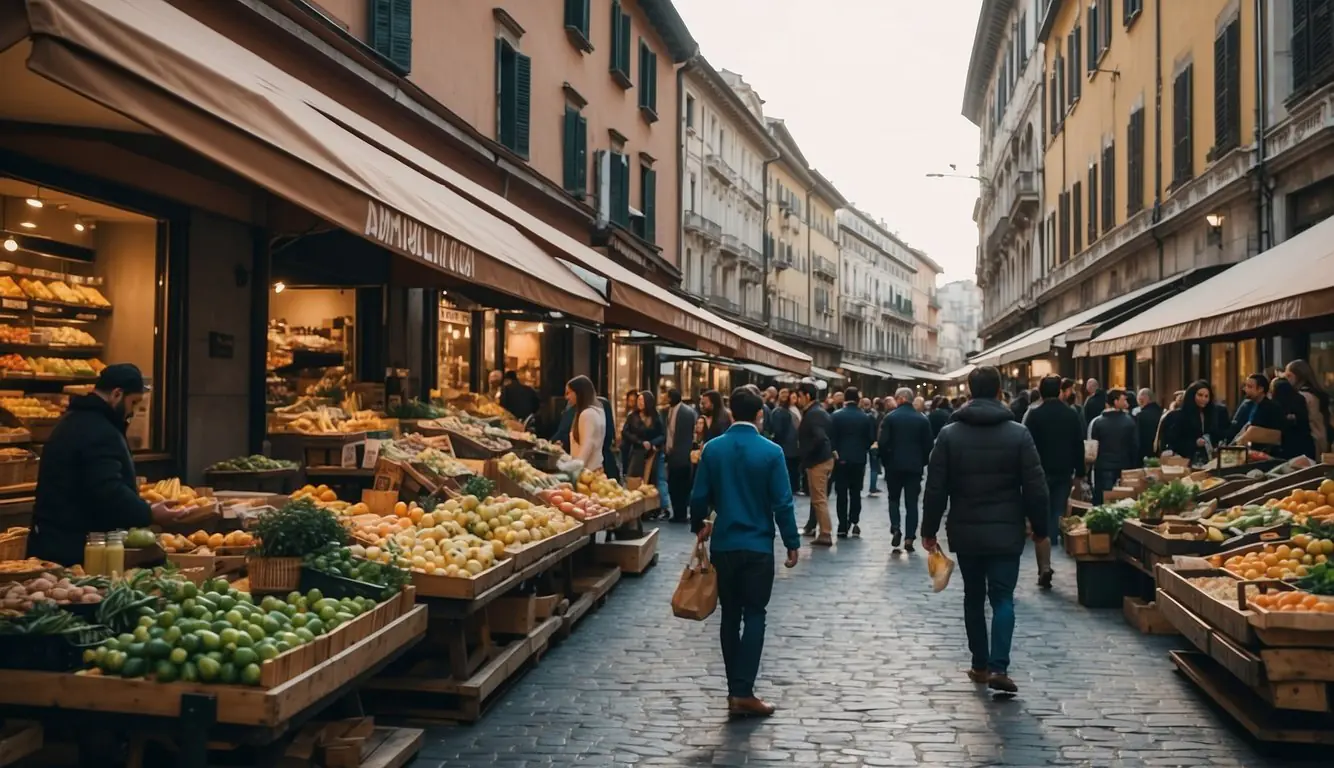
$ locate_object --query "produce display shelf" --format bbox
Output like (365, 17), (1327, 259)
(0, 296), (112, 321)
(1171, 650), (1334, 745)
(0, 343), (102, 357)
(422, 536), (590, 617)
(0, 372), (97, 384)
(203, 467), (299, 479)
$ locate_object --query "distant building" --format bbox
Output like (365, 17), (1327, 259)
(938, 280), (983, 371)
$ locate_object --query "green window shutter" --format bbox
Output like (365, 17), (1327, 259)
(575, 114), (588, 196)
(638, 40), (657, 113)
(610, 1), (622, 74)
(514, 52), (532, 158)
(619, 11), (632, 75)
(496, 39), (515, 150)
(565, 0), (590, 36)
(562, 107), (579, 194)
(642, 166), (657, 243)
(370, 0), (391, 57)
(369, 0), (411, 71)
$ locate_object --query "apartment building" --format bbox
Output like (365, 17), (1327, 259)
(837, 207), (918, 371)
(680, 60), (777, 327)
(909, 249), (945, 371)
(963, 0), (1046, 349)
(760, 118), (847, 368)
(938, 280), (984, 371)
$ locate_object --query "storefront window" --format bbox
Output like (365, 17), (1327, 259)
(268, 287), (355, 406)
(1237, 339), (1258, 389)
(1108, 355), (1127, 390)
(609, 340), (642, 416)
(1134, 348), (1154, 394)
(0, 179), (165, 451)
(503, 319), (542, 388)
(437, 303), (472, 394)
(1312, 332), (1334, 390)
(1211, 342), (1238, 411)
(711, 366), (732, 394)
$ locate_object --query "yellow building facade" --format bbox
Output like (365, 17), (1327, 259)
(1038, 0), (1258, 326)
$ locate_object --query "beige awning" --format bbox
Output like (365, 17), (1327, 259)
(1084, 216), (1334, 357)
(968, 327), (1044, 368)
(3, 0), (606, 322)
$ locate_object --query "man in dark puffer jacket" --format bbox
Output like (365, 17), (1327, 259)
(922, 366), (1049, 696)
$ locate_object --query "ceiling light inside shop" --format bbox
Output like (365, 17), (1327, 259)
(273, 281), (286, 294)
(464, 326), (470, 338)
(74, 220), (86, 232)
(25, 198), (42, 208)
(2, 238), (16, 252)
(507, 321), (516, 330)
(451, 330), (461, 340)
(537, 323), (545, 333)
(18, 222), (35, 229)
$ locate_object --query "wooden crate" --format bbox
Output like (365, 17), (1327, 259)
(1155, 565), (1257, 646)
(1171, 650), (1334, 745)
(532, 593), (562, 620)
(0, 720), (41, 767)
(593, 527), (659, 574)
(1156, 588), (1212, 651)
(486, 595), (536, 636)
(1064, 531), (1090, 557)
(1123, 597), (1179, 636)
(1087, 532), (1113, 555)
(410, 558), (515, 599)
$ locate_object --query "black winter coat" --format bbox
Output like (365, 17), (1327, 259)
(797, 403), (833, 469)
(1168, 405), (1226, 460)
(927, 407), (951, 438)
(1090, 410), (1140, 473)
(922, 398), (1049, 555)
(1023, 400), (1086, 480)
(830, 404), (876, 466)
(29, 394), (152, 566)
(879, 405), (934, 474)
(1135, 403), (1163, 463)
(1083, 390), (1107, 427)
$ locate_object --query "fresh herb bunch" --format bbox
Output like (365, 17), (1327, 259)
(0, 602), (110, 644)
(1297, 562), (1334, 595)
(461, 475), (496, 500)
(303, 542), (409, 600)
(1138, 480), (1197, 518)
(385, 399), (445, 420)
(253, 499), (349, 558)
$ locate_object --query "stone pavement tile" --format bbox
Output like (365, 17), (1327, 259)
(407, 495), (1323, 767)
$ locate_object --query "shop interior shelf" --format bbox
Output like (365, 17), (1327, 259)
(0, 297), (112, 321)
(0, 343), (102, 357)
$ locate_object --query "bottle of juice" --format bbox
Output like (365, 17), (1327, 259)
(104, 530), (126, 577)
(83, 533), (106, 576)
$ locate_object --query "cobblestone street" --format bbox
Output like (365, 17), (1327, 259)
(412, 494), (1322, 767)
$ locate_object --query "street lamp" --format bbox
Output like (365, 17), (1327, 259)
(925, 170), (991, 192)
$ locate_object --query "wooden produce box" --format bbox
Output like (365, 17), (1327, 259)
(1157, 588), (1213, 651)
(486, 594), (536, 635)
(409, 557), (515, 600)
(593, 527), (659, 574)
(579, 510), (620, 535)
(1123, 596), (1179, 636)
(1120, 519), (1220, 557)
(166, 551), (246, 579)
(258, 588), (416, 687)
(1155, 565), (1257, 646)
(532, 593), (562, 620)
(441, 428), (510, 460)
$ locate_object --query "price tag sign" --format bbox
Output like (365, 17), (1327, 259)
(340, 441), (364, 469)
(32, 304), (58, 315)
(1, 298), (28, 311)
(362, 438), (386, 469)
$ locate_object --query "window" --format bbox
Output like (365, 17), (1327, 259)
(635, 164), (657, 243)
(1049, 61), (1062, 135)
(1125, 0), (1143, 27)
(609, 1), (632, 87)
(1018, 12), (1028, 64)
(1067, 25), (1083, 106)
(1072, 180), (1083, 253)
(495, 39), (531, 157)
(1213, 18), (1242, 157)
(563, 0), (591, 51)
(1087, 3), (1100, 70)
(1087, 163), (1098, 243)
(1101, 141), (1116, 233)
(1172, 64), (1194, 187)
(685, 94), (695, 128)
(561, 106), (587, 198)
(1059, 192), (1071, 263)
(638, 39), (658, 120)
(369, 0), (412, 72)
(605, 151), (630, 227)
(1127, 107), (1145, 214)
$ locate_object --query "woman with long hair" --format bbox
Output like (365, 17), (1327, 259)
(1168, 380), (1224, 461)
(1153, 390), (1186, 456)
(1269, 378), (1318, 459)
(700, 389), (731, 443)
(1285, 359), (1332, 454)
(565, 375), (605, 471)
(626, 390), (667, 513)
(619, 390), (641, 478)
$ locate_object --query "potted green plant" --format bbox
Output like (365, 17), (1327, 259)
(248, 499), (349, 592)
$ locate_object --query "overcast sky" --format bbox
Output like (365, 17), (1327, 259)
(673, 0), (984, 285)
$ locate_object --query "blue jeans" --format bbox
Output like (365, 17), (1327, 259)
(713, 550), (775, 698)
(1047, 477), (1072, 545)
(957, 554), (1020, 675)
(867, 449), (880, 493)
(653, 451), (668, 499)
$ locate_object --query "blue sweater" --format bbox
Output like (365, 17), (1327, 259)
(690, 423), (801, 555)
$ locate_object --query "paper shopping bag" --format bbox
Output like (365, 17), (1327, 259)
(671, 541), (718, 620)
(927, 548), (954, 593)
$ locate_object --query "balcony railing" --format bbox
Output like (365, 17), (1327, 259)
(1007, 170), (1039, 222)
(842, 302), (870, 320)
(740, 244), (763, 270)
(881, 299), (914, 322)
(707, 294), (740, 315)
(928, 291), (941, 309)
(740, 178), (763, 208)
(812, 255), (837, 280)
(705, 154), (734, 185)
(771, 317), (808, 338)
(772, 248), (792, 270)
(812, 327), (838, 344)
(720, 234), (742, 256)
(684, 211), (721, 242)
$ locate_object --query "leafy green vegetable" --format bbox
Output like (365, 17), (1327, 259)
(252, 499), (349, 558)
(385, 399), (445, 420)
(461, 475), (496, 500)
(1296, 562), (1334, 595)
(1137, 480), (1197, 518)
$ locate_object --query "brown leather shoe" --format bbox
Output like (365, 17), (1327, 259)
(812, 534), (834, 547)
(988, 673), (1018, 693)
(727, 696), (776, 718)
(966, 668), (988, 684)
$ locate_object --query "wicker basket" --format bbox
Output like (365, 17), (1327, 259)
(0, 528), (28, 560)
(0, 455), (28, 488)
(246, 556), (302, 592)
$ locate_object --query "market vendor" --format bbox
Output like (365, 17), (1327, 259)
(28, 364), (183, 566)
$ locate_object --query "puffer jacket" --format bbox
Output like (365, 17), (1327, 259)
(922, 398), (1049, 556)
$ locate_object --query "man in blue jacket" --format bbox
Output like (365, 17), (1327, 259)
(692, 386), (800, 718)
(829, 387), (877, 538)
(879, 387), (935, 552)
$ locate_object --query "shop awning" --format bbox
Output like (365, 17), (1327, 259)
(942, 364), (975, 381)
(2, 0), (607, 322)
(810, 366), (847, 383)
(967, 328), (1044, 368)
(1085, 217), (1334, 357)
(741, 363), (787, 378)
(997, 271), (1199, 365)
(657, 346), (706, 360)
(840, 362), (890, 378)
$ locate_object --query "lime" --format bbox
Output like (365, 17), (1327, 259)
(256, 643), (280, 662)
(240, 663), (262, 686)
(261, 616), (282, 636)
(102, 638), (122, 654)
(290, 613), (308, 628)
(82, 648), (98, 665)
(208, 578), (230, 595)
(334, 612), (354, 624)
(146, 639), (172, 660)
(121, 657), (146, 678)
(156, 612), (176, 629)
(179, 661), (199, 683)
(210, 620), (231, 634)
(306, 588), (324, 604)
(148, 627), (165, 640)
(127, 642), (147, 659)
(224, 610), (244, 627)
(179, 634), (202, 654)
(286, 591), (302, 605)
(195, 630), (222, 651)
(246, 623), (267, 642)
(136, 616), (154, 630)
(279, 632), (300, 646)
(197, 657), (221, 682)
(195, 596), (217, 612)
(219, 662), (238, 684)
(232, 647), (258, 668)
(217, 595), (236, 611)
(317, 606), (337, 623)
(305, 619), (325, 636)
(274, 640), (291, 653)
(163, 626), (182, 645)
(205, 650), (224, 663)
(169, 647), (189, 665)
(153, 660), (178, 683)
(218, 628), (240, 647)
(234, 632), (254, 649)
(117, 633), (135, 646)
(180, 582), (198, 600)
(294, 627), (315, 644)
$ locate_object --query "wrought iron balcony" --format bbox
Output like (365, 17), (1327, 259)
(772, 248), (793, 270)
(1008, 170), (1039, 222)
